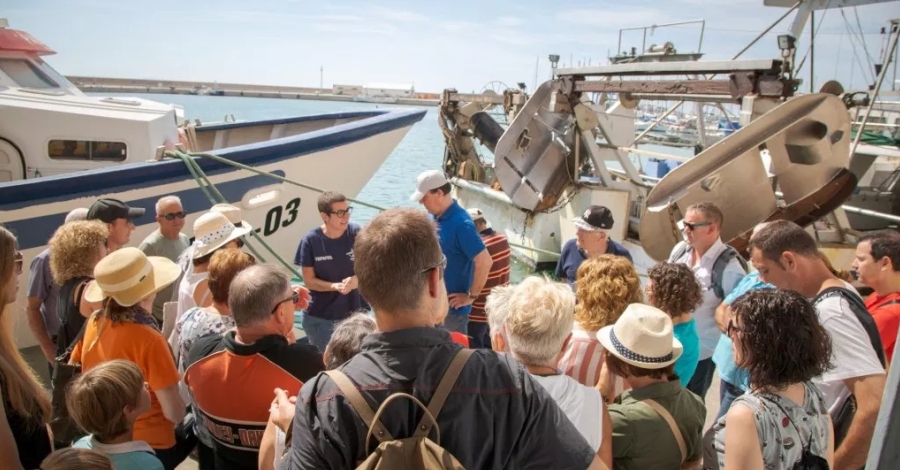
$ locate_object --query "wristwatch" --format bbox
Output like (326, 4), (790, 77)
(467, 291), (478, 299)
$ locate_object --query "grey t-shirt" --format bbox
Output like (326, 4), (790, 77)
(139, 230), (190, 321)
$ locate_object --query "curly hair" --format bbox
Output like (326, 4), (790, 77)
(49, 220), (108, 285)
(575, 255), (643, 331)
(647, 262), (703, 317)
(732, 289), (833, 390)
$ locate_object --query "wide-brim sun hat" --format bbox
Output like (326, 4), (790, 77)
(597, 303), (683, 369)
(211, 203), (252, 229)
(84, 247), (182, 307)
(192, 211), (253, 259)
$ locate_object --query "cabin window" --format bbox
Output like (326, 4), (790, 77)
(0, 58), (57, 89)
(48, 140), (127, 161)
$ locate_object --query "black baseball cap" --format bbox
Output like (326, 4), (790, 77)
(87, 198), (145, 223)
(573, 205), (614, 231)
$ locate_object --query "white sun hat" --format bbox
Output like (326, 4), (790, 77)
(191, 211), (253, 259)
(597, 303), (683, 369)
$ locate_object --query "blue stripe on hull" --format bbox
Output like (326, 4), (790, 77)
(4, 171), (284, 250)
(0, 108), (425, 210)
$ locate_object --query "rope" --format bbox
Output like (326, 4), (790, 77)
(166, 150), (563, 263)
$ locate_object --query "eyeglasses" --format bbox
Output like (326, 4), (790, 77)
(726, 319), (743, 337)
(421, 254), (447, 274)
(14, 251), (23, 274)
(682, 221), (712, 231)
(329, 207), (353, 217)
(160, 211), (187, 221)
(272, 291), (300, 314)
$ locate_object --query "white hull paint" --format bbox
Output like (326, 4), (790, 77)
(5, 125), (415, 348)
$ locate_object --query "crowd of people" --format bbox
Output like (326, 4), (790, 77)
(0, 168), (898, 469)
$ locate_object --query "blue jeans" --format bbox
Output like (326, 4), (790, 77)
(468, 322), (491, 349)
(443, 314), (469, 334)
(686, 358), (716, 399)
(716, 379), (744, 421)
(301, 313), (339, 353)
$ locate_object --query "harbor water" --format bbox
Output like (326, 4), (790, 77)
(94, 93), (692, 282)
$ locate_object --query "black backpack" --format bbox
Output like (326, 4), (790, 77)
(669, 242), (749, 300)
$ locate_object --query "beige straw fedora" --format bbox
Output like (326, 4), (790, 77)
(596, 303), (683, 369)
(192, 211), (253, 259)
(84, 247), (182, 307)
(211, 203), (252, 228)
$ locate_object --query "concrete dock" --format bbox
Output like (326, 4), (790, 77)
(66, 75), (440, 106)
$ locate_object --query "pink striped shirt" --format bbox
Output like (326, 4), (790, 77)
(558, 326), (625, 396)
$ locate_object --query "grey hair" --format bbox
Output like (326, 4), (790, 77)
(504, 276), (575, 367)
(486, 284), (515, 338)
(324, 312), (376, 369)
(65, 208), (89, 224)
(155, 195), (182, 215)
(228, 264), (291, 327)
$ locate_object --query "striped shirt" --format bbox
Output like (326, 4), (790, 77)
(558, 326), (625, 395)
(470, 228), (511, 323)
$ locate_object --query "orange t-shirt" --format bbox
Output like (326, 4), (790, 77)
(71, 316), (181, 449)
(865, 291), (900, 363)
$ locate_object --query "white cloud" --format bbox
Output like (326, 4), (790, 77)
(497, 16), (525, 27)
(555, 8), (666, 27)
(373, 8), (428, 23)
(313, 22), (399, 36)
(439, 21), (479, 32)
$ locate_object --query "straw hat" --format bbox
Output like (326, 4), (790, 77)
(84, 247), (182, 307)
(596, 303), (683, 369)
(192, 211), (253, 259)
(211, 203), (252, 229)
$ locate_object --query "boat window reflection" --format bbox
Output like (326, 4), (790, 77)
(0, 58), (57, 89)
(48, 140), (127, 161)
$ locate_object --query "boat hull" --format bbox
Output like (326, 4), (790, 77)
(2, 109), (425, 348)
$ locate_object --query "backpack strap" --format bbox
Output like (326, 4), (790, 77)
(669, 241), (690, 263)
(641, 399), (687, 464)
(813, 287), (887, 367)
(367, 393), (438, 451)
(414, 348), (475, 438)
(324, 370), (395, 443)
(710, 246), (748, 300)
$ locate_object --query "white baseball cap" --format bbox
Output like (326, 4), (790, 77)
(410, 170), (449, 202)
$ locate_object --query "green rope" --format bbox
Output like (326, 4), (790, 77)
(165, 149), (560, 260)
(166, 151), (304, 279)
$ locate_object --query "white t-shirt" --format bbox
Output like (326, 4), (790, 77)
(531, 373), (604, 451)
(813, 283), (886, 414)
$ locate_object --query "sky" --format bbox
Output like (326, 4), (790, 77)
(5, 0), (900, 94)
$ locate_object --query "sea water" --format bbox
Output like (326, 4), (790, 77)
(94, 93), (691, 282)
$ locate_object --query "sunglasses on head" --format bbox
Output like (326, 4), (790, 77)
(421, 254), (447, 274)
(272, 291), (300, 314)
(161, 211), (187, 221)
(329, 207), (353, 217)
(682, 221), (712, 231)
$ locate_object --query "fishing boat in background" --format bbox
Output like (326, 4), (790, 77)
(0, 19), (427, 347)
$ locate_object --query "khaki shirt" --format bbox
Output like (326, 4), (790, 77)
(610, 380), (706, 470)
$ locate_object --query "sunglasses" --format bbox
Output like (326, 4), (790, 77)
(329, 207), (353, 217)
(271, 290), (300, 314)
(726, 319), (743, 337)
(682, 221), (712, 231)
(421, 254), (448, 274)
(14, 251), (23, 274)
(161, 211), (187, 221)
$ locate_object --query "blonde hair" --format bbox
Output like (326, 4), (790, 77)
(40, 448), (114, 470)
(66, 360), (144, 442)
(485, 284), (515, 337)
(49, 220), (108, 284)
(819, 251), (854, 283)
(504, 276), (575, 366)
(0, 226), (51, 431)
(575, 255), (643, 331)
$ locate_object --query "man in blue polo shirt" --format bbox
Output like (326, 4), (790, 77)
(555, 205), (633, 289)
(412, 170), (492, 334)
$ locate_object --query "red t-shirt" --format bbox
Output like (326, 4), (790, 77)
(865, 291), (900, 363)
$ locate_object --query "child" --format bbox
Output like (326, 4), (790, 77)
(66, 360), (165, 470)
(40, 448), (114, 470)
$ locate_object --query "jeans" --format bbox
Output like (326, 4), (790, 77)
(715, 379), (744, 421)
(443, 314), (469, 334)
(686, 357), (716, 399)
(301, 313), (340, 353)
(468, 322), (492, 349)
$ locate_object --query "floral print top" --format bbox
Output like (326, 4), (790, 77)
(174, 306), (235, 373)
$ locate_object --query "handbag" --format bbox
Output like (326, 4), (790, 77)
(49, 311), (95, 446)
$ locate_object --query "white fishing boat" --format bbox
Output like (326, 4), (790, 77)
(0, 19), (426, 347)
(439, 1), (900, 275)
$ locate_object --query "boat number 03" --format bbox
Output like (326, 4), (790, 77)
(258, 197), (301, 236)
